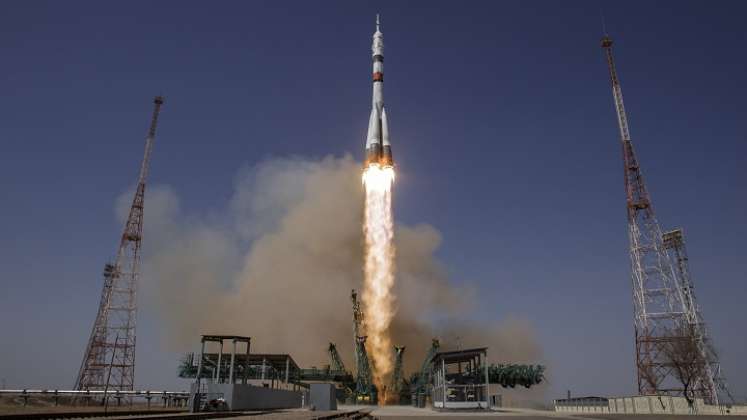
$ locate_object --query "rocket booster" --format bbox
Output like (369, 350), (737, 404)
(364, 15), (393, 168)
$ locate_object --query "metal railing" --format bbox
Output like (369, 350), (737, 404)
(0, 389), (190, 407)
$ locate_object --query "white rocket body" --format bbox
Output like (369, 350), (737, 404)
(365, 15), (393, 167)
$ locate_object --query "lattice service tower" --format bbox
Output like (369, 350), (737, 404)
(662, 228), (730, 402)
(601, 36), (724, 404)
(351, 289), (375, 402)
(75, 96), (164, 392)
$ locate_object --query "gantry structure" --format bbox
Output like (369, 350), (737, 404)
(351, 289), (376, 402)
(390, 346), (406, 399)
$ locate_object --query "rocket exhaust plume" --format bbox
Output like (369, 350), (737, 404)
(134, 15), (546, 408)
(362, 164), (396, 397)
(361, 14), (396, 399)
(138, 158), (547, 406)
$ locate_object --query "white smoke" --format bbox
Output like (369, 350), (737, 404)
(131, 154), (545, 399)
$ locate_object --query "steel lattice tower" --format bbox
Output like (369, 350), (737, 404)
(601, 36), (724, 404)
(662, 229), (730, 403)
(351, 289), (375, 401)
(390, 346), (405, 397)
(75, 96), (164, 392)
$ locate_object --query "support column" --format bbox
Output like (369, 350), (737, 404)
(285, 356), (290, 384)
(216, 340), (223, 383)
(244, 340), (251, 384)
(442, 358), (446, 408)
(196, 340), (205, 381)
(192, 339), (206, 413)
(261, 358), (266, 381)
(484, 352), (489, 408)
(229, 340), (237, 385)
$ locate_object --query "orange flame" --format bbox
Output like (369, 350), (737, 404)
(362, 164), (396, 399)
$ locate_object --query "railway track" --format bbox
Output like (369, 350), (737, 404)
(0, 409), (183, 419)
(312, 409), (372, 420)
(0, 407), (372, 420)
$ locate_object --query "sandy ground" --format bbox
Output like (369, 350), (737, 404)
(369, 405), (583, 418)
(366, 406), (747, 420)
(574, 416), (747, 420)
(229, 406), (747, 420)
(4, 402), (747, 420)
(230, 406), (579, 419)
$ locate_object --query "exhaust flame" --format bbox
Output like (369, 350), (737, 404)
(361, 164), (396, 398)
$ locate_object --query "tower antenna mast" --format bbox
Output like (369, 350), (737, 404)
(601, 36), (724, 404)
(75, 96), (164, 392)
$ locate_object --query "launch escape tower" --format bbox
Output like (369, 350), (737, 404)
(75, 97), (164, 392)
(601, 36), (726, 404)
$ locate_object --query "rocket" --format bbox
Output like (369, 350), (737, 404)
(364, 14), (393, 168)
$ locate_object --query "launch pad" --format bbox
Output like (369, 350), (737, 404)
(174, 274), (544, 409)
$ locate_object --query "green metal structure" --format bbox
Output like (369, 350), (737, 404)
(351, 290), (376, 403)
(354, 336), (376, 403)
(408, 339), (545, 406)
(487, 364), (545, 388)
(389, 346), (406, 403)
(326, 342), (355, 401)
(413, 338), (441, 396)
(327, 343), (347, 373)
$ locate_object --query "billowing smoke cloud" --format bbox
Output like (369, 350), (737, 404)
(129, 154), (546, 399)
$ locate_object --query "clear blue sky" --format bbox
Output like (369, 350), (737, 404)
(1, 0), (745, 401)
